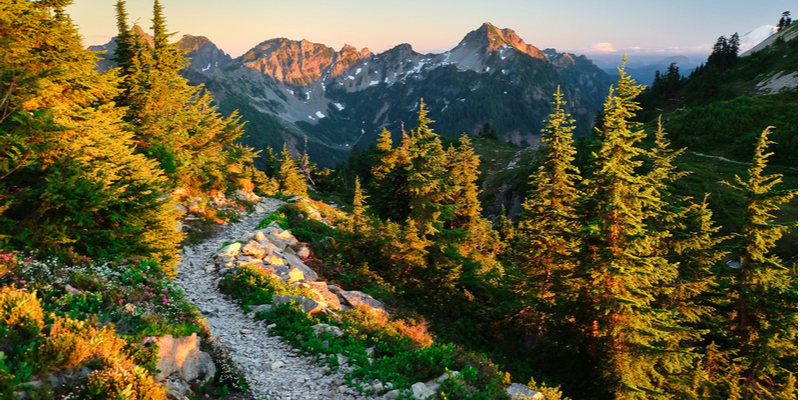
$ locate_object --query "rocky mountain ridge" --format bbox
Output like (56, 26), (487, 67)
(91, 22), (614, 165)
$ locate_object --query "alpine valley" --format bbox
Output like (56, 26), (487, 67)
(91, 22), (613, 166)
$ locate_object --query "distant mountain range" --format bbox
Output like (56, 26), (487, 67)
(92, 23), (617, 165)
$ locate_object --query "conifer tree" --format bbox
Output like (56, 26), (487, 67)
(405, 100), (452, 237)
(370, 128), (411, 222)
(575, 62), (695, 399)
(644, 119), (724, 325)
(516, 87), (582, 329)
(111, 0), (137, 105)
(264, 146), (278, 178)
(116, 0), (252, 196)
(447, 134), (483, 234)
(351, 176), (369, 229)
(278, 144), (308, 196)
(371, 128), (398, 181)
(720, 127), (798, 399)
(0, 0), (183, 273)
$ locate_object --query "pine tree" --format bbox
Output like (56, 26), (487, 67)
(371, 128), (398, 181)
(111, 0), (137, 105)
(264, 146), (278, 178)
(720, 127), (798, 399)
(575, 62), (695, 399)
(516, 87), (582, 331)
(405, 100), (452, 237)
(644, 119), (723, 325)
(446, 134), (483, 232)
(351, 176), (369, 229)
(278, 144), (308, 197)
(371, 128), (411, 222)
(118, 0), (252, 196)
(0, 0), (183, 273)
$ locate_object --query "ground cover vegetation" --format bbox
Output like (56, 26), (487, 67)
(0, 249), (249, 399)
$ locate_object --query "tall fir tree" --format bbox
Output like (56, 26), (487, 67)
(116, 0), (253, 196)
(351, 176), (369, 230)
(111, 0), (137, 105)
(720, 127), (798, 399)
(516, 87), (582, 331)
(370, 128), (411, 222)
(0, 0), (183, 273)
(278, 144), (308, 197)
(405, 100), (452, 237)
(446, 134), (483, 234)
(575, 62), (696, 399)
(371, 128), (398, 181)
(644, 118), (723, 326)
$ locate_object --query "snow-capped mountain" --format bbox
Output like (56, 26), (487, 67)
(739, 25), (778, 54)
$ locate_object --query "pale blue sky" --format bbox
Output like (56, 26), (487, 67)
(66, 0), (798, 59)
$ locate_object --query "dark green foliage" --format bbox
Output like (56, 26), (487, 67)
(658, 92), (798, 165)
(0, 0), (184, 272)
(717, 127), (798, 398)
(0, 251), (208, 397)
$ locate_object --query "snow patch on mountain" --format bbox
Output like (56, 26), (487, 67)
(739, 25), (778, 53)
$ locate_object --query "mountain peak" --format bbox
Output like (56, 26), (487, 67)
(178, 34), (212, 52)
(235, 38), (371, 86)
(458, 22), (545, 60)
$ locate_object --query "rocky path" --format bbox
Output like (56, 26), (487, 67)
(174, 198), (370, 400)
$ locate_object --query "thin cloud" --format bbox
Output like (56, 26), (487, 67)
(591, 42), (616, 52)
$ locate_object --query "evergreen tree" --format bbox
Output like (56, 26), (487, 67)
(374, 129), (413, 222)
(727, 33), (740, 66)
(777, 11), (792, 31)
(117, 0), (252, 196)
(111, 0), (137, 105)
(720, 127), (798, 399)
(405, 100), (452, 237)
(644, 119), (724, 326)
(0, 0), (183, 273)
(278, 144), (308, 196)
(446, 134), (483, 234)
(516, 87), (582, 330)
(575, 62), (695, 399)
(264, 146), (278, 178)
(371, 128), (398, 181)
(351, 176), (369, 229)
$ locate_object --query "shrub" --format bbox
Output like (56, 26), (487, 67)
(36, 315), (127, 373)
(80, 363), (166, 400)
(0, 286), (44, 348)
(218, 265), (313, 310)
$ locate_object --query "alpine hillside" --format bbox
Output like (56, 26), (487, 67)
(92, 22), (613, 166)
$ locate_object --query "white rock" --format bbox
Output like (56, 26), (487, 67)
(506, 383), (544, 400)
(411, 382), (435, 399)
(271, 361), (285, 370)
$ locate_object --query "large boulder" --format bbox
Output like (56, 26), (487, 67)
(241, 240), (271, 259)
(143, 333), (215, 392)
(411, 382), (436, 399)
(283, 253), (318, 281)
(307, 281), (342, 310)
(272, 295), (326, 314)
(341, 291), (385, 312)
(215, 242), (242, 262)
(506, 383), (544, 400)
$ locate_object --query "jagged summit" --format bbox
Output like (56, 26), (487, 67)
(178, 34), (212, 52)
(456, 22), (546, 60)
(234, 38), (371, 86)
